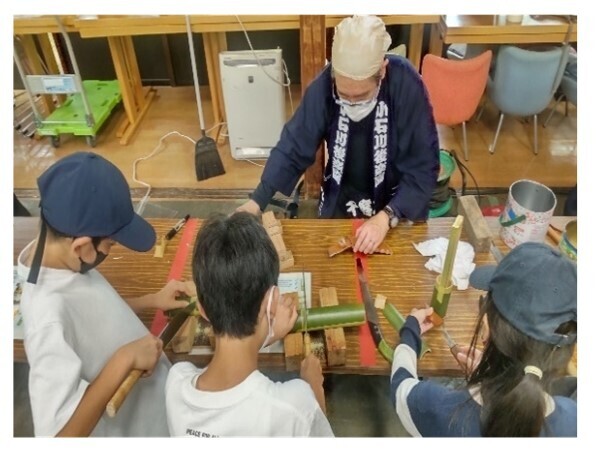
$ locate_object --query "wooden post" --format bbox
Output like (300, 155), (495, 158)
(319, 287), (347, 366)
(202, 31), (228, 128)
(300, 15), (326, 200)
(19, 35), (55, 115)
(457, 195), (492, 252)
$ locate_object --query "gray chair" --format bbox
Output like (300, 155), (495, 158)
(543, 69), (577, 127)
(484, 45), (568, 155)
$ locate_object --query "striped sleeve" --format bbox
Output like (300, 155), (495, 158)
(390, 316), (423, 437)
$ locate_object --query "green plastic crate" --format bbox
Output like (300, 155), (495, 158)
(36, 80), (121, 141)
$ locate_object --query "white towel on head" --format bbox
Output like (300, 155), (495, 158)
(413, 238), (476, 290)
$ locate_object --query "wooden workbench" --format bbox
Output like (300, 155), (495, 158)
(15, 215), (575, 376)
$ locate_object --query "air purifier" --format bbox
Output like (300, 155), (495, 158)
(219, 48), (286, 160)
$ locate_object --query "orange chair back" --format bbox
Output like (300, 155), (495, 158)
(421, 50), (492, 126)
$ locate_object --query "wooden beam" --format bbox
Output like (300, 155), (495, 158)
(319, 287), (347, 366)
(300, 15), (326, 200)
(18, 35), (55, 115)
(457, 195), (492, 252)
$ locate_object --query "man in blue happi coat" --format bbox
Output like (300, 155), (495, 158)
(238, 15), (439, 254)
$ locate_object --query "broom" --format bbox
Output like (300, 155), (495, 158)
(185, 15), (226, 181)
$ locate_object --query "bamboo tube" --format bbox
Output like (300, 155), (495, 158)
(383, 302), (406, 332)
(431, 215), (463, 323)
(291, 304), (365, 332)
(441, 215), (464, 287)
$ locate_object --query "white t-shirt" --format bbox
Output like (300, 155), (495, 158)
(165, 362), (334, 437)
(18, 242), (171, 437)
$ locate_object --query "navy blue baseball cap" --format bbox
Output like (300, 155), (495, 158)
(37, 152), (156, 251)
(470, 242), (577, 346)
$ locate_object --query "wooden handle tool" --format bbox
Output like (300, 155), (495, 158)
(106, 369), (143, 417)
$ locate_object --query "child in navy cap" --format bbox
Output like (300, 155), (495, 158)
(390, 242), (577, 436)
(17, 152), (196, 437)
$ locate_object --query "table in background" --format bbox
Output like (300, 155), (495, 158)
(429, 15), (577, 57)
(14, 216), (575, 376)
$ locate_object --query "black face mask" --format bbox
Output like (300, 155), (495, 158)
(79, 238), (108, 274)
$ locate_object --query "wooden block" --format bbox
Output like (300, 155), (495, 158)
(279, 250), (294, 270)
(374, 294), (387, 310)
(319, 287), (346, 366)
(170, 316), (197, 353)
(284, 333), (304, 371)
(262, 211), (294, 269)
(457, 196), (492, 252)
(153, 237), (167, 258)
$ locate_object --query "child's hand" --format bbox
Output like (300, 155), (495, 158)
(270, 293), (298, 340)
(455, 344), (483, 374)
(300, 354), (326, 412)
(409, 307), (434, 334)
(154, 279), (197, 311)
(121, 334), (163, 378)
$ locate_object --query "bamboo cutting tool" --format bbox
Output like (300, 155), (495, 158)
(441, 326), (466, 372)
(356, 258), (394, 362)
(106, 301), (196, 417)
(301, 271), (311, 356)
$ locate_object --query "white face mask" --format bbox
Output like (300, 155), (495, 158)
(343, 100), (378, 122)
(260, 286), (276, 350)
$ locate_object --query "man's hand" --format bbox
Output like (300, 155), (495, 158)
(353, 211), (390, 254)
(236, 199), (262, 216)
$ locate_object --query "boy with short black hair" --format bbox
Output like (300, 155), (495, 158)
(165, 212), (333, 437)
(18, 151), (195, 437)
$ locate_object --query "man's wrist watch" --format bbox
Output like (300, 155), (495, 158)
(382, 205), (399, 229)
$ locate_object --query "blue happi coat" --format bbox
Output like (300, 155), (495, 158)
(259, 54), (439, 220)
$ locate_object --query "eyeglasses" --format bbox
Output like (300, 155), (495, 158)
(332, 80), (381, 107)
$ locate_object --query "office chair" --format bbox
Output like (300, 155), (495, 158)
(483, 45), (568, 155)
(421, 50), (492, 160)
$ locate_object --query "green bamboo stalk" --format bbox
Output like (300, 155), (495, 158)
(440, 215), (464, 288)
(431, 215), (463, 319)
(290, 304), (366, 333)
(383, 302), (406, 332)
(378, 339), (394, 363)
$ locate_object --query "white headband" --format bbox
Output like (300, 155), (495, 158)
(332, 15), (392, 81)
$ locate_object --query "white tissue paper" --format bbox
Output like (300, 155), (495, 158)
(413, 238), (476, 290)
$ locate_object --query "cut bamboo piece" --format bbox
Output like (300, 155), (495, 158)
(291, 304), (366, 332)
(153, 237), (167, 258)
(319, 287), (346, 366)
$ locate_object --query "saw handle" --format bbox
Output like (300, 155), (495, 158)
(303, 332), (311, 356)
(106, 369), (143, 418)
